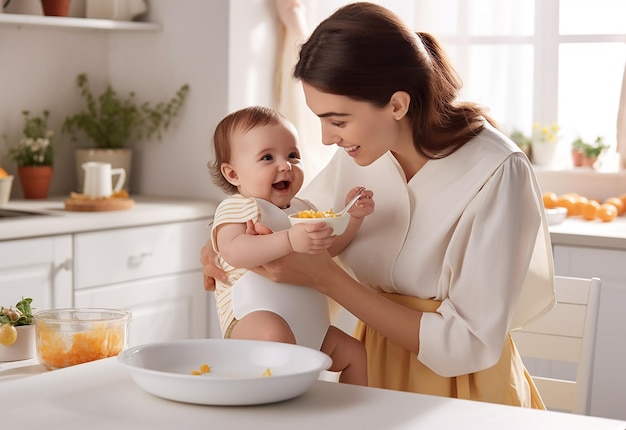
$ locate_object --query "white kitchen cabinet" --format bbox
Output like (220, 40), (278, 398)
(0, 235), (73, 310)
(553, 244), (626, 420)
(73, 219), (212, 346)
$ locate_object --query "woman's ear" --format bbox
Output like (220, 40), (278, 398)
(220, 163), (240, 186)
(389, 91), (410, 120)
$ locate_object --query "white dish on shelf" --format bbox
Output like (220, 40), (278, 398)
(545, 207), (567, 225)
(117, 338), (332, 406)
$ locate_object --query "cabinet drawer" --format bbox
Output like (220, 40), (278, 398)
(74, 219), (210, 289)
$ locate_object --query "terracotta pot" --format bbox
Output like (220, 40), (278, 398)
(41, 0), (71, 17)
(571, 149), (585, 167)
(18, 166), (53, 199)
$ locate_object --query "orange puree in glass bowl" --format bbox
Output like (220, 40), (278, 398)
(34, 308), (130, 370)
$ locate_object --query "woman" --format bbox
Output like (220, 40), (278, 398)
(202, 2), (555, 407)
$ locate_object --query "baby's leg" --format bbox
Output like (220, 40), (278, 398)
(230, 310), (296, 344)
(320, 325), (367, 386)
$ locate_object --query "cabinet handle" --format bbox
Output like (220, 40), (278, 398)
(128, 249), (154, 267)
(56, 259), (72, 272)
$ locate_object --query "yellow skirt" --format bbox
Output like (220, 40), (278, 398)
(354, 292), (545, 408)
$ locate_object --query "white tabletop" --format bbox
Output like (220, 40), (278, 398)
(0, 357), (624, 430)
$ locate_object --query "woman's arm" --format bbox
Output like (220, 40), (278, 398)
(328, 187), (375, 257)
(254, 250), (423, 353)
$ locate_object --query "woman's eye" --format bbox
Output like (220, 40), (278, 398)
(330, 121), (345, 127)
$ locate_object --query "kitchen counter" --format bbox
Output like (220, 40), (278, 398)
(549, 217), (626, 250)
(0, 196), (218, 241)
(0, 357), (625, 430)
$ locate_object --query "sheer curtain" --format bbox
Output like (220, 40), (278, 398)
(273, 0), (335, 184)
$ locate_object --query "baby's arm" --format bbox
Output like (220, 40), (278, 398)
(328, 187), (375, 256)
(215, 221), (335, 269)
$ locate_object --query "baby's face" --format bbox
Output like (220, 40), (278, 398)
(223, 122), (304, 209)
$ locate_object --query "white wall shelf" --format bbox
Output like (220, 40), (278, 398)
(0, 13), (161, 32)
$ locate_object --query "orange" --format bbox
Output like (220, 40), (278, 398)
(542, 192), (558, 209)
(0, 167), (8, 179)
(604, 197), (625, 215)
(619, 193), (626, 209)
(598, 204), (617, 222)
(570, 195), (588, 217)
(555, 194), (576, 216)
(581, 200), (600, 221)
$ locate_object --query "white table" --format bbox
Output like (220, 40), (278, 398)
(1, 357), (624, 430)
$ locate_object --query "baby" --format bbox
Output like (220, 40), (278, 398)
(208, 106), (374, 385)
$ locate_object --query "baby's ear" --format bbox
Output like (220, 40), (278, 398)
(220, 163), (239, 186)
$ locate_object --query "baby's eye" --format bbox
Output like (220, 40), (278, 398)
(288, 152), (301, 160)
(260, 154), (274, 161)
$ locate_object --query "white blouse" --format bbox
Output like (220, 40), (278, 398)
(302, 123), (555, 377)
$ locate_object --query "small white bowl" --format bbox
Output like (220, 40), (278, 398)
(118, 339), (332, 405)
(288, 212), (350, 235)
(545, 207), (567, 225)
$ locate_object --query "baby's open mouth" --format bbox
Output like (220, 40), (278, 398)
(273, 180), (290, 190)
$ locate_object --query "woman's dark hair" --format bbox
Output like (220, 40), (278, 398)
(209, 106), (287, 194)
(294, 2), (498, 159)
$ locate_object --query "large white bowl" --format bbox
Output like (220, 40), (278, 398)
(288, 212), (350, 235)
(117, 339), (332, 405)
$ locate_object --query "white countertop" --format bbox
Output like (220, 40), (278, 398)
(0, 196), (218, 241)
(0, 357), (624, 430)
(549, 217), (626, 250)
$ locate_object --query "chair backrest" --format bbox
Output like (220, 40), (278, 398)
(512, 275), (601, 415)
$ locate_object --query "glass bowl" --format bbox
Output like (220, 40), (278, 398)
(34, 308), (131, 370)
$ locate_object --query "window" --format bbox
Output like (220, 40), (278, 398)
(303, 0), (626, 170)
(412, 0), (626, 169)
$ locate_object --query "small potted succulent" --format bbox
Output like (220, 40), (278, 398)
(509, 128), (532, 159)
(571, 136), (608, 168)
(0, 297), (36, 361)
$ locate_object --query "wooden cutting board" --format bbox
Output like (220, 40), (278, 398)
(64, 197), (135, 212)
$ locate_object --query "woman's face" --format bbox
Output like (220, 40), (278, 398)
(302, 82), (403, 167)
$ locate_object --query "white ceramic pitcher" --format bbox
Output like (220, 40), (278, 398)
(82, 162), (126, 198)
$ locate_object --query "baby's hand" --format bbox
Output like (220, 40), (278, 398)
(287, 222), (336, 254)
(346, 187), (375, 219)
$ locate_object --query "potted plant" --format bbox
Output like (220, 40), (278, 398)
(571, 136), (608, 168)
(5, 110), (55, 199)
(531, 122), (560, 166)
(0, 297), (36, 361)
(63, 73), (190, 192)
(509, 129), (532, 159)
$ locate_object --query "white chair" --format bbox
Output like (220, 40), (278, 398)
(512, 275), (601, 415)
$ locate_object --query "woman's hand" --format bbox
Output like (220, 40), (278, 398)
(252, 250), (338, 293)
(201, 220), (274, 291)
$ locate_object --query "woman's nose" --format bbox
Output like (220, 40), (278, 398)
(321, 127), (339, 146)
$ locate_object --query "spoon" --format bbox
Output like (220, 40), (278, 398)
(336, 187), (366, 217)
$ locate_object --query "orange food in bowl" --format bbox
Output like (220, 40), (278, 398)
(598, 204), (618, 223)
(34, 308), (130, 370)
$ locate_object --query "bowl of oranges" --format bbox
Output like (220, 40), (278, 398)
(0, 167), (14, 206)
(543, 191), (626, 224)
